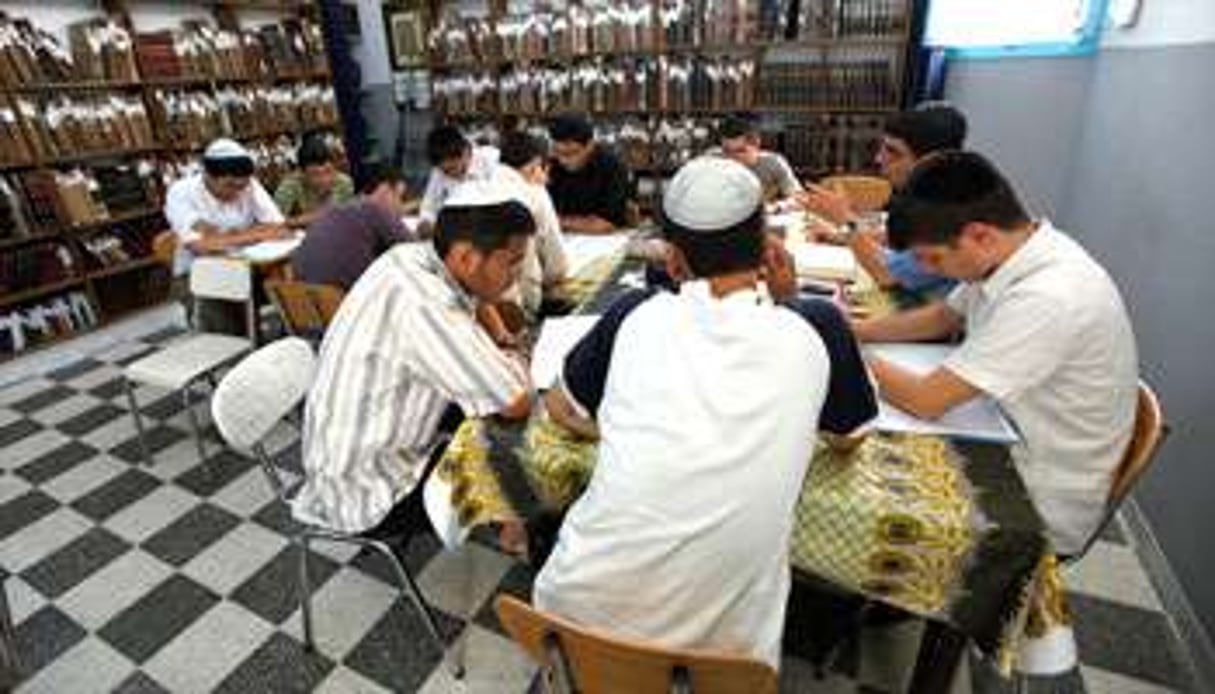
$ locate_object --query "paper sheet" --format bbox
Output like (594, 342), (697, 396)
(530, 315), (600, 389)
(868, 343), (1020, 443)
(236, 235), (303, 264)
(787, 241), (858, 282)
(563, 234), (629, 278)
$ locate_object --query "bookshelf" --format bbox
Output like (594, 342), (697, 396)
(0, 0), (340, 362)
(422, 0), (918, 206)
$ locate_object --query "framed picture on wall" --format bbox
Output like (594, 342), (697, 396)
(384, 8), (427, 69)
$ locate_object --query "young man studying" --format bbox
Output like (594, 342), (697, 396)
(802, 104), (967, 296)
(293, 184), (534, 538)
(533, 157), (878, 668)
(853, 151), (1139, 556)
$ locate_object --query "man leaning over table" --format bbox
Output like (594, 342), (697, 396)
(802, 103), (966, 296)
(292, 184), (534, 544)
(163, 138), (289, 333)
(533, 157), (878, 669)
(852, 151), (1138, 556)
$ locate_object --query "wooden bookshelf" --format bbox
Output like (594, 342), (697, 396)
(425, 0), (917, 178)
(0, 0), (341, 363)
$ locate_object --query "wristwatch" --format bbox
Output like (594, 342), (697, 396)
(838, 219), (862, 242)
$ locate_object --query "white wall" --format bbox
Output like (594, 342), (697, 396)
(1103, 0), (1215, 49)
(351, 0), (391, 86)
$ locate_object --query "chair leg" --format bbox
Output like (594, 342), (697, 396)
(369, 540), (465, 680)
(123, 378), (154, 466)
(181, 383), (209, 468)
(298, 534), (315, 652)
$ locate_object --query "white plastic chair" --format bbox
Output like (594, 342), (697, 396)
(209, 337), (463, 678)
(122, 257), (254, 466)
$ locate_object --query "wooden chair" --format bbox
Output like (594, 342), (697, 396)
(820, 175), (893, 213)
(151, 230), (177, 267)
(495, 595), (777, 694)
(263, 279), (344, 343)
(1070, 380), (1167, 561)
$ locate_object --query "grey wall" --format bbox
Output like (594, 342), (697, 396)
(947, 38), (1215, 652)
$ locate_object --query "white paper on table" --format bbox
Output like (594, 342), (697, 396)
(787, 241), (858, 282)
(868, 343), (1020, 443)
(530, 315), (600, 389)
(562, 234), (629, 278)
(766, 211), (806, 237)
(237, 236), (303, 264)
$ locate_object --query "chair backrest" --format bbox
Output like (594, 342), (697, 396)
(264, 279), (345, 340)
(211, 337), (316, 500)
(151, 231), (177, 267)
(189, 256), (253, 302)
(820, 174), (893, 213)
(495, 596), (778, 694)
(1109, 381), (1167, 505)
(1072, 380), (1167, 561)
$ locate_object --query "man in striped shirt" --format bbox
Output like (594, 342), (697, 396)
(293, 185), (535, 537)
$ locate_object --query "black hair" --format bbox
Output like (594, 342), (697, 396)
(426, 125), (471, 166)
(718, 114), (759, 141)
(297, 134), (334, 169)
(203, 155), (254, 178)
(548, 114), (594, 145)
(883, 104), (968, 157)
(886, 151), (1031, 251)
(499, 131), (546, 170)
(661, 206), (766, 277)
(360, 161), (405, 195)
(433, 200), (536, 259)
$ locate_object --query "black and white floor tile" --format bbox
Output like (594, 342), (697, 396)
(0, 318), (1202, 692)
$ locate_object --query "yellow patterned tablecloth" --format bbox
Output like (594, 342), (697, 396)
(437, 246), (1064, 672)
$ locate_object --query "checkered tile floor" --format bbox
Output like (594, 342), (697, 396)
(0, 319), (1202, 692)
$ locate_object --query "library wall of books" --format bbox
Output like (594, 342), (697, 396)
(421, 0), (915, 207)
(0, 0), (338, 361)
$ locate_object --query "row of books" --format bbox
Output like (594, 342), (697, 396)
(427, 0), (907, 67)
(758, 49), (901, 110)
(0, 292), (99, 356)
(148, 84), (338, 150)
(0, 9), (327, 89)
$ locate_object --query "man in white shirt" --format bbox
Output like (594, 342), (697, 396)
(163, 138), (286, 272)
(163, 138), (287, 333)
(853, 151), (1139, 556)
(294, 185), (535, 537)
(418, 126), (499, 235)
(534, 158), (878, 668)
(489, 130), (568, 318)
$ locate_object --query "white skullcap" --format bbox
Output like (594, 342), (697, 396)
(443, 180), (525, 210)
(663, 157), (762, 231)
(203, 138), (252, 161)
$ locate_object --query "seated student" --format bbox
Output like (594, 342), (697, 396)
(546, 114), (633, 234)
(853, 151), (1138, 556)
(274, 133), (355, 229)
(709, 114), (803, 203)
(164, 138), (287, 265)
(293, 186), (535, 537)
(802, 104), (967, 296)
(489, 130), (569, 318)
(418, 125), (499, 236)
(533, 157), (878, 668)
(292, 163), (414, 290)
(164, 138), (287, 333)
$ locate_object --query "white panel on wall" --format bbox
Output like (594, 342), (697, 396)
(354, 0), (391, 86)
(1103, 0), (1215, 48)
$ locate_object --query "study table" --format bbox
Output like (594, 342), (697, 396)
(428, 241), (1067, 689)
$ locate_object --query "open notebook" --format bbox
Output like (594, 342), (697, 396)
(867, 343), (1020, 443)
(787, 241), (858, 282)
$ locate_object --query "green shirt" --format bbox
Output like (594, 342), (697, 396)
(274, 171), (355, 218)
